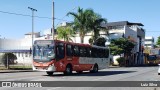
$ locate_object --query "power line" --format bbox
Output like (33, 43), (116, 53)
(0, 10), (68, 21)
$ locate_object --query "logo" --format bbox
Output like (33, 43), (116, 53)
(2, 82), (11, 87)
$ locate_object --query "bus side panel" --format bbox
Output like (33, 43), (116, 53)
(79, 57), (110, 70)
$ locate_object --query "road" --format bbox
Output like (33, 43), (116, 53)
(0, 66), (159, 90)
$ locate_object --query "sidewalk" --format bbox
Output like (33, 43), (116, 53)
(0, 69), (33, 73)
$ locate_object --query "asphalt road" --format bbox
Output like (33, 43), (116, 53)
(0, 66), (159, 90)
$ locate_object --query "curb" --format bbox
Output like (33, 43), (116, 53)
(0, 70), (34, 73)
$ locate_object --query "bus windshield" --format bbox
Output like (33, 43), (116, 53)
(33, 44), (55, 62)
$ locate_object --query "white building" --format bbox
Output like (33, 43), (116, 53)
(144, 36), (154, 48)
(101, 21), (145, 65)
(0, 30), (52, 64)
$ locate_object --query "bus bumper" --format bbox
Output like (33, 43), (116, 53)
(32, 64), (56, 72)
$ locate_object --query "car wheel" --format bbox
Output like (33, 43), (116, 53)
(46, 71), (54, 76)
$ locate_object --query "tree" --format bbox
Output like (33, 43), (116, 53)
(67, 7), (96, 43)
(87, 13), (107, 43)
(57, 26), (75, 42)
(143, 46), (151, 54)
(94, 37), (106, 47)
(109, 38), (135, 66)
(156, 36), (160, 46)
(1, 53), (17, 68)
(109, 38), (135, 56)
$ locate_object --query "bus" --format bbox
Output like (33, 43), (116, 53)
(147, 54), (160, 65)
(32, 40), (110, 75)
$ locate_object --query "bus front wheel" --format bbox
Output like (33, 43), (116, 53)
(46, 71), (54, 76)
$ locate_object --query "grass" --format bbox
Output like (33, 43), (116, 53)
(9, 65), (32, 69)
(0, 65), (32, 70)
(0, 67), (8, 70)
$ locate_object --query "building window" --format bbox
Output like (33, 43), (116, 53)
(21, 53), (23, 57)
(25, 52), (28, 57)
(18, 52), (20, 57)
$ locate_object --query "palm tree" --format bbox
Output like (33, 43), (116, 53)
(88, 13), (107, 43)
(57, 26), (75, 42)
(67, 7), (95, 43)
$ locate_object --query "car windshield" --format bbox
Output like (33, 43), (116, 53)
(33, 44), (55, 62)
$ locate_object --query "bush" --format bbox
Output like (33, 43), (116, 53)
(116, 57), (125, 66)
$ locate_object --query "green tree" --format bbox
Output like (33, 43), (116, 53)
(109, 38), (135, 56)
(87, 13), (107, 43)
(94, 37), (106, 47)
(109, 38), (135, 66)
(156, 36), (160, 46)
(67, 7), (96, 43)
(1, 53), (17, 68)
(57, 26), (75, 42)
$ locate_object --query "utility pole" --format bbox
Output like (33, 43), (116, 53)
(7, 55), (8, 69)
(52, 1), (54, 40)
(28, 7), (37, 56)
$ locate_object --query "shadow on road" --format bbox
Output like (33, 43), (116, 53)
(43, 71), (136, 77)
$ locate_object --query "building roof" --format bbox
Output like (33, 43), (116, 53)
(102, 21), (144, 27)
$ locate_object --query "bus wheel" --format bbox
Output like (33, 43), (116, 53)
(90, 64), (98, 73)
(76, 71), (83, 73)
(64, 65), (72, 75)
(46, 71), (54, 76)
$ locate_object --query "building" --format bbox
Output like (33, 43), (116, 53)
(102, 21), (145, 65)
(144, 36), (154, 48)
(0, 30), (52, 65)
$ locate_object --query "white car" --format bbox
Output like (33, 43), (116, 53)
(158, 64), (160, 75)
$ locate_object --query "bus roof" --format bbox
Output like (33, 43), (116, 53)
(34, 39), (108, 48)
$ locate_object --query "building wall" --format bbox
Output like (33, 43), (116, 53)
(0, 38), (32, 64)
(144, 36), (154, 48)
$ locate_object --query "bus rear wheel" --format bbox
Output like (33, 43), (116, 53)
(76, 71), (83, 73)
(64, 65), (72, 75)
(46, 71), (54, 76)
(90, 64), (98, 73)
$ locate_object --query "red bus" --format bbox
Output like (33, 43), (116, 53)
(32, 40), (110, 75)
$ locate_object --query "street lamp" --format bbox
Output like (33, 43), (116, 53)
(28, 7), (37, 54)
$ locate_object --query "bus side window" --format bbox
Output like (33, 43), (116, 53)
(73, 46), (79, 57)
(79, 47), (83, 57)
(56, 43), (65, 61)
(83, 47), (87, 57)
(99, 49), (104, 58)
(91, 48), (96, 58)
(86, 47), (91, 57)
(105, 49), (109, 58)
(66, 44), (73, 56)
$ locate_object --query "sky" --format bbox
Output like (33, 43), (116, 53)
(0, 0), (160, 42)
